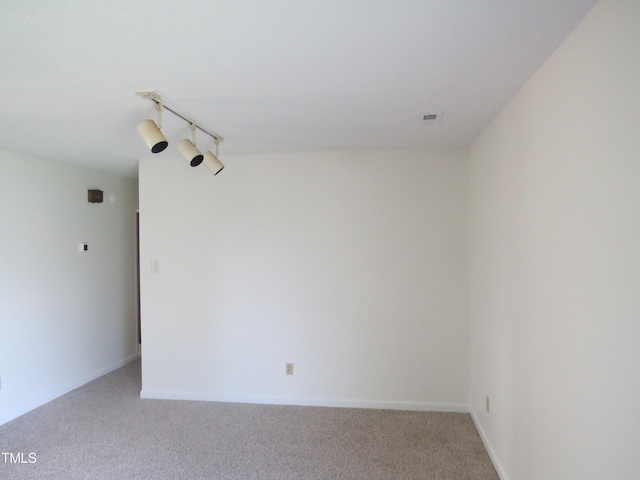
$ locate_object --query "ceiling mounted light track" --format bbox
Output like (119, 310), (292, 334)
(135, 91), (225, 175)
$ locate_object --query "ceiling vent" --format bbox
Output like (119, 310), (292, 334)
(420, 112), (443, 125)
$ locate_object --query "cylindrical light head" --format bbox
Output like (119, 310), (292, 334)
(203, 151), (224, 175)
(177, 139), (204, 167)
(136, 119), (168, 153)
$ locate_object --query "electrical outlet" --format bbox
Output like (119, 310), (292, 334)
(486, 396), (490, 413)
(286, 363), (294, 375)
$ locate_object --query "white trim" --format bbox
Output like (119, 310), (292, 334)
(470, 409), (509, 480)
(0, 353), (140, 426)
(138, 391), (469, 413)
(90, 353), (140, 380)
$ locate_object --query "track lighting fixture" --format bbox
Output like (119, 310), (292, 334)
(135, 91), (225, 175)
(178, 139), (204, 166)
(137, 103), (168, 153)
(178, 124), (204, 167)
(203, 141), (224, 175)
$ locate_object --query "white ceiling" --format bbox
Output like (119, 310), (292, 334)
(0, 0), (597, 178)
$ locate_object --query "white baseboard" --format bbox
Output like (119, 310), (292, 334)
(90, 353), (140, 379)
(139, 391), (469, 413)
(470, 409), (509, 480)
(0, 353), (140, 427)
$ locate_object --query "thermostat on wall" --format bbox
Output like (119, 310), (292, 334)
(78, 243), (88, 253)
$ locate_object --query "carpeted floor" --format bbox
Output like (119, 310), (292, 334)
(0, 360), (499, 479)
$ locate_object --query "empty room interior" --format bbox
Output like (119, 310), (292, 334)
(1, 0), (639, 479)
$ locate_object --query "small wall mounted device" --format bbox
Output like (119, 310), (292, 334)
(88, 189), (103, 203)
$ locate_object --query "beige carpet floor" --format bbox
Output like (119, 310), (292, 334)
(0, 359), (498, 479)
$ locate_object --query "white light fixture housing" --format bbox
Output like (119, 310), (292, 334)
(135, 91), (224, 173)
(177, 126), (204, 166)
(137, 103), (168, 153)
(203, 141), (224, 175)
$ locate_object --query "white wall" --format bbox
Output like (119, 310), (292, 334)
(0, 150), (138, 426)
(468, 0), (640, 478)
(139, 148), (469, 409)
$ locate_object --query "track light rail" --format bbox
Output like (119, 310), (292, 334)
(136, 91), (224, 143)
